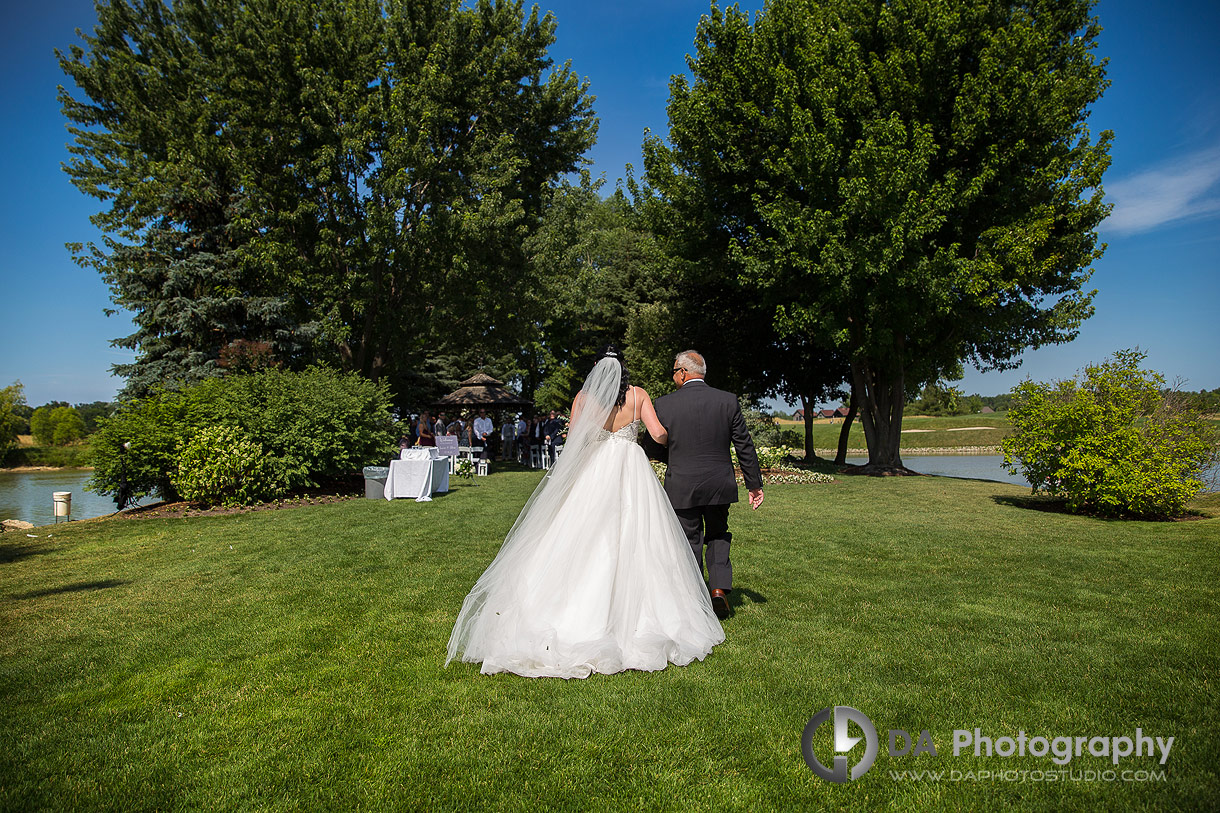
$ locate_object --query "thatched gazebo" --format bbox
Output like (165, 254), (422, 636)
(434, 373), (532, 412)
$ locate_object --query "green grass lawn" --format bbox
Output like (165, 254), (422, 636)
(2, 470), (1218, 810)
(779, 413), (1013, 453)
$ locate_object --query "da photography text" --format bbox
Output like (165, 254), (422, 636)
(802, 706), (1174, 784)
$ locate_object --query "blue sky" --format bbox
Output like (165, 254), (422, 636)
(2, 0), (1217, 409)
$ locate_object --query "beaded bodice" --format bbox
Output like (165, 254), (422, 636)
(596, 419), (640, 443)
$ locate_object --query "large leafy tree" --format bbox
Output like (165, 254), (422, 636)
(644, 0), (1111, 471)
(0, 382), (25, 460)
(629, 167), (851, 430)
(522, 176), (676, 411)
(60, 0), (596, 403)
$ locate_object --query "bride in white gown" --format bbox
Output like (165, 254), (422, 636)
(446, 347), (725, 678)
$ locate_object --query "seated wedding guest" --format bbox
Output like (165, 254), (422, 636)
(417, 411), (436, 447)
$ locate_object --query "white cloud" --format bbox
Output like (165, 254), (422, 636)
(1103, 144), (1220, 235)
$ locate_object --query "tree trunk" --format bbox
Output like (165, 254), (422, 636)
(800, 394), (817, 461)
(834, 388), (858, 465)
(849, 358), (914, 474)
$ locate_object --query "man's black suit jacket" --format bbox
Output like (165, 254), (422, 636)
(542, 417), (564, 443)
(645, 380), (763, 510)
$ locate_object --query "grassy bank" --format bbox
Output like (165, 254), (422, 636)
(2, 437), (91, 469)
(2, 470), (1217, 810)
(778, 413), (1012, 454)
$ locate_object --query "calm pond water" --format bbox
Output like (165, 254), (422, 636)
(899, 454), (1030, 487)
(0, 469), (152, 527)
(843, 453), (1218, 491)
(830, 454), (1031, 486)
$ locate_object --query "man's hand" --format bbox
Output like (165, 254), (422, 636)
(748, 488), (764, 510)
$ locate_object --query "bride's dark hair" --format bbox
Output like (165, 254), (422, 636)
(595, 345), (631, 407)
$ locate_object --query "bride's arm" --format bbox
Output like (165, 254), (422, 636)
(637, 387), (668, 445)
(569, 391), (585, 425)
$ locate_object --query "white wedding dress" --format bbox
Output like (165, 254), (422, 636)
(446, 359), (724, 678)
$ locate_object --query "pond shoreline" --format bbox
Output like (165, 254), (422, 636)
(1, 468), (117, 526)
(808, 445), (1002, 457)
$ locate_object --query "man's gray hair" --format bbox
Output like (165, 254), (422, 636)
(675, 350), (707, 377)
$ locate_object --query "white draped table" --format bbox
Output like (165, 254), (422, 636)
(384, 449), (450, 501)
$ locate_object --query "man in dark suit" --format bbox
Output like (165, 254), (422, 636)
(649, 350), (764, 619)
(541, 409), (565, 466)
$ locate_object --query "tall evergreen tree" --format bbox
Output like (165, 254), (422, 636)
(59, 0), (596, 401)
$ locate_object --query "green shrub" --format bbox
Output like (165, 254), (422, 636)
(779, 427), (804, 449)
(740, 398), (786, 447)
(1002, 350), (1220, 519)
(173, 425), (279, 506)
(188, 367), (398, 491)
(731, 444), (800, 470)
(88, 367), (397, 506)
(87, 389), (198, 505)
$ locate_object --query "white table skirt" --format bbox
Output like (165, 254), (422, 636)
(384, 458), (450, 501)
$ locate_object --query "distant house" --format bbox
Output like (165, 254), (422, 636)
(793, 409), (805, 420)
(980, 406), (995, 414)
(819, 409), (837, 419)
(834, 406), (850, 418)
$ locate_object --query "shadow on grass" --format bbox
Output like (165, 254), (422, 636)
(794, 455), (841, 475)
(992, 494), (1215, 522)
(11, 579), (128, 600)
(923, 473), (1020, 486)
(0, 540), (55, 564)
(993, 494), (1073, 514)
(729, 587), (768, 610)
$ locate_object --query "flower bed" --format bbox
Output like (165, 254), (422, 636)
(652, 446), (834, 485)
(739, 469), (835, 485)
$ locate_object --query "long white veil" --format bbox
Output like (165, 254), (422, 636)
(446, 357), (623, 664)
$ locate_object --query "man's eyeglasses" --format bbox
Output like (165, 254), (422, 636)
(672, 367), (685, 374)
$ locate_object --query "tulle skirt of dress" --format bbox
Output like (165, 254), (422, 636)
(447, 431), (725, 678)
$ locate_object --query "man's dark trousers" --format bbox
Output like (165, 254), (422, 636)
(674, 504), (732, 590)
